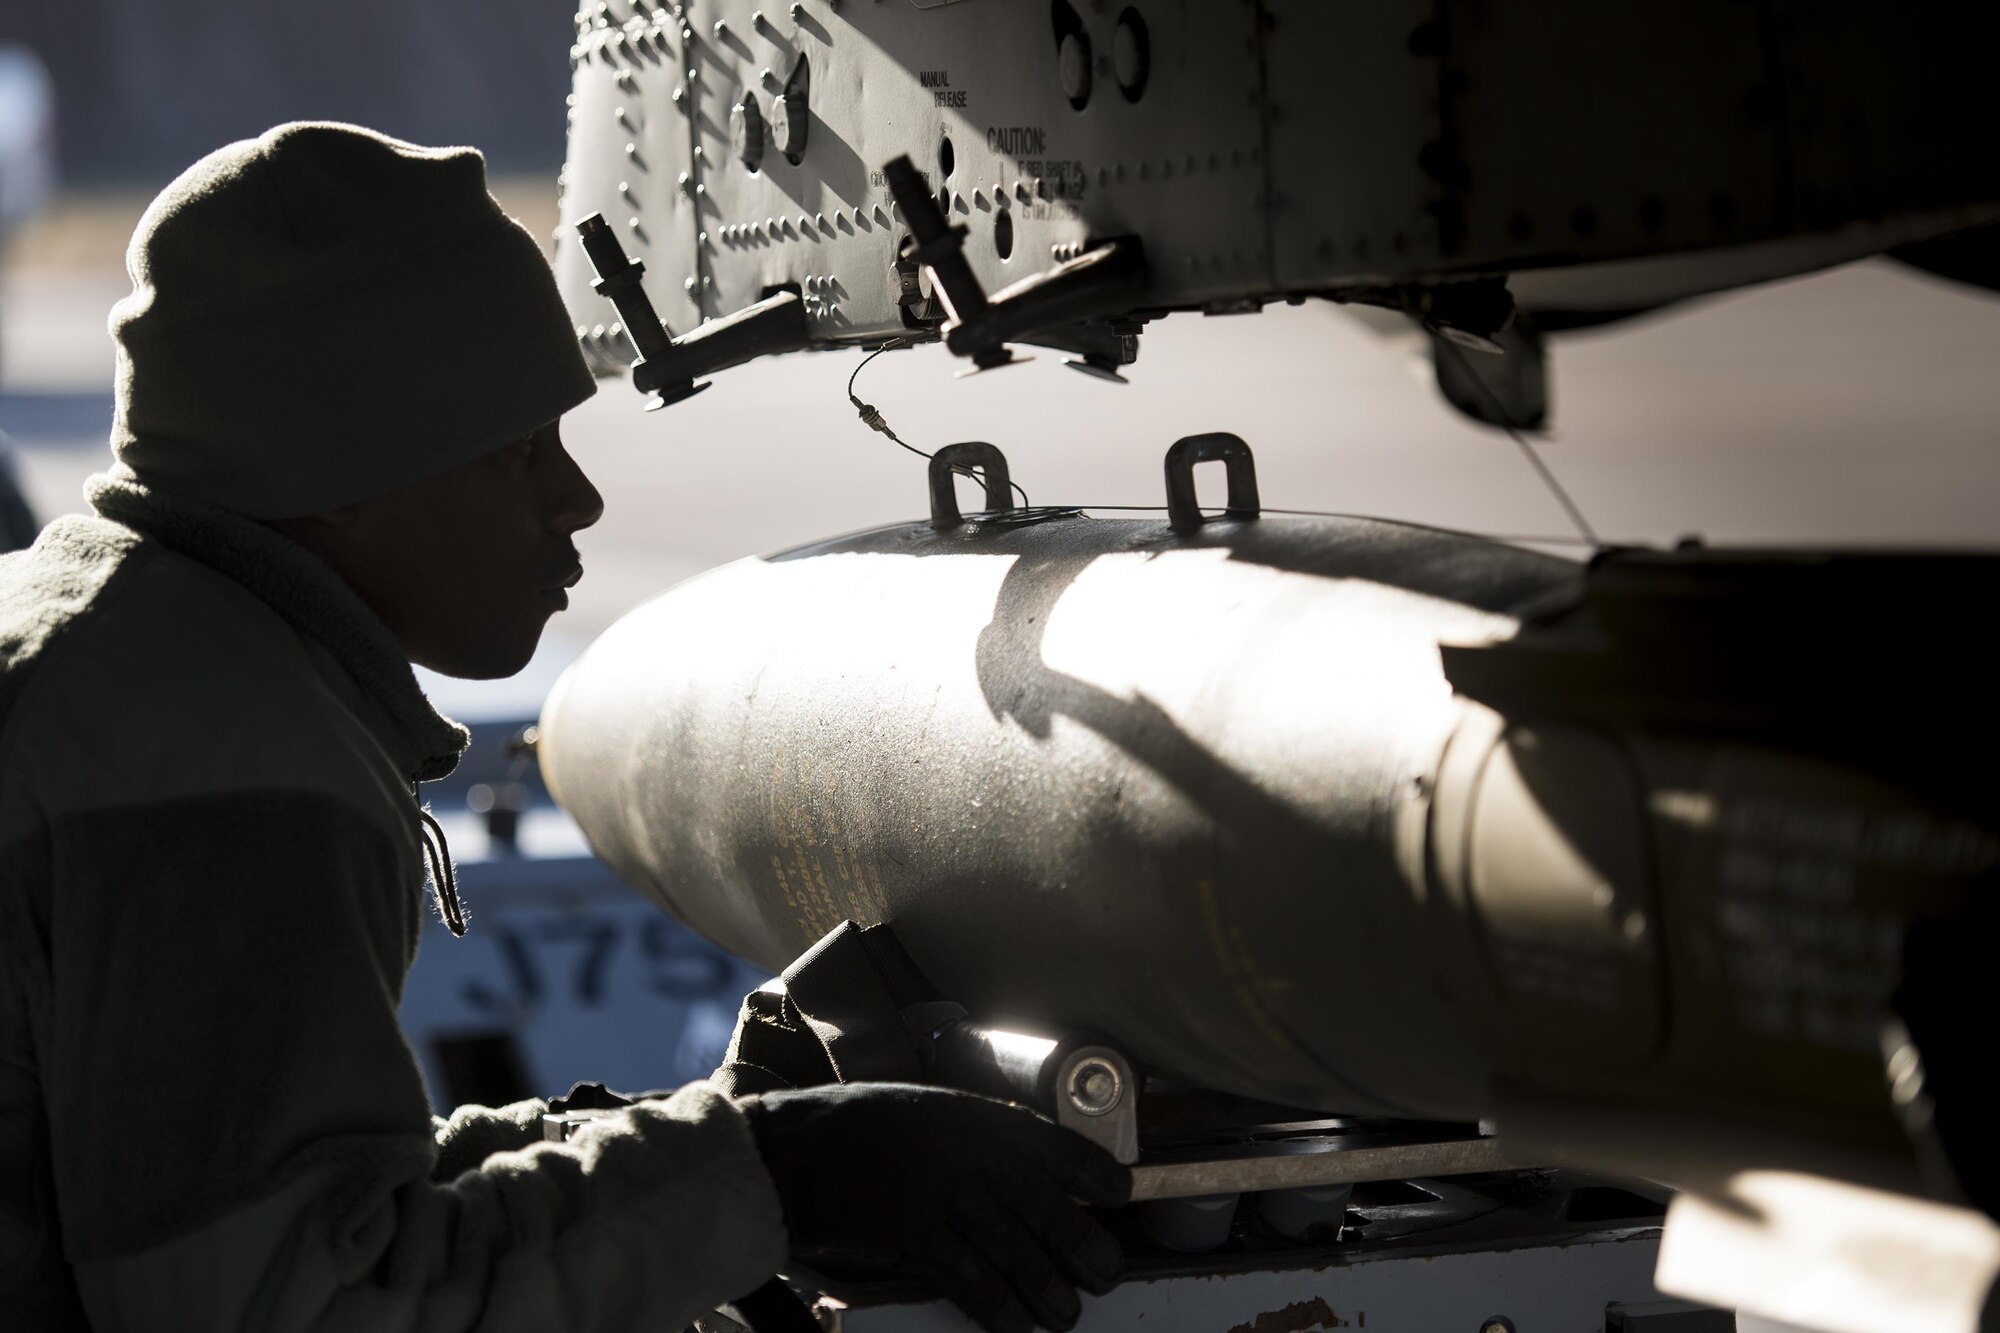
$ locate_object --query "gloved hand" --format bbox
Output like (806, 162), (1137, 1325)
(738, 1083), (1130, 1333)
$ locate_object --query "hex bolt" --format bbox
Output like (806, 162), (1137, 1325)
(684, 276), (698, 293)
(1067, 1058), (1122, 1116)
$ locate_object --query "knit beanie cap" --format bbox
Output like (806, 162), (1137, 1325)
(108, 122), (596, 519)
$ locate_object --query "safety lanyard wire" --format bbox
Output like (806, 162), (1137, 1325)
(845, 342), (1599, 550)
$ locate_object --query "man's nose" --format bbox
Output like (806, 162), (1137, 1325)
(547, 441), (605, 534)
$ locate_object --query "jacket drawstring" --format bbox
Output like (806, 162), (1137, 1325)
(413, 783), (468, 936)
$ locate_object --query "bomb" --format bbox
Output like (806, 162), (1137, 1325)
(541, 441), (2000, 1194)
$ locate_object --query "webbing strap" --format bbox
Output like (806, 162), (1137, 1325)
(712, 920), (943, 1091)
(780, 921), (929, 1083)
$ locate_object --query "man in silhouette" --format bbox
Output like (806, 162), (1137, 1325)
(0, 122), (1122, 1333)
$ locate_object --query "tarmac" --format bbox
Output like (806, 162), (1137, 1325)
(6, 178), (1999, 713)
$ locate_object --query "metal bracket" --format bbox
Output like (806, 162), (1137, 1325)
(1130, 1132), (1525, 1202)
(574, 213), (810, 410)
(959, 239), (1146, 365)
(879, 152), (1148, 373)
(929, 1021), (1140, 1164)
(882, 155), (1011, 369)
(1164, 432), (1262, 530)
(542, 1108), (618, 1142)
(658, 288), (811, 388)
(574, 213), (704, 408)
(928, 441), (1014, 528)
(1052, 1044), (1141, 1165)
(1023, 318), (1144, 383)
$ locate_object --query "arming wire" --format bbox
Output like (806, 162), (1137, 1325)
(1042, 503), (1594, 547)
(1422, 317), (1602, 550)
(847, 342), (1032, 510)
(842, 342), (1596, 550)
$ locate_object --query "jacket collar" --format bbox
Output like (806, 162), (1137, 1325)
(85, 468), (469, 782)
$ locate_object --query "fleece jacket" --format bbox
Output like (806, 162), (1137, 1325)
(0, 473), (786, 1330)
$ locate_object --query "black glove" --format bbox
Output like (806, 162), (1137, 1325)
(547, 1080), (637, 1113)
(739, 1083), (1130, 1333)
